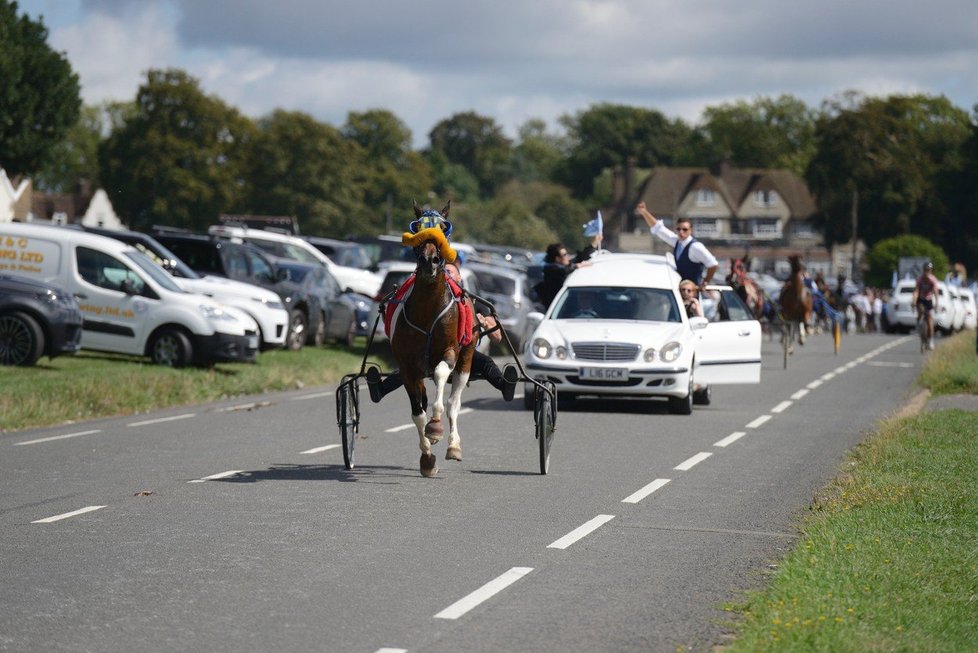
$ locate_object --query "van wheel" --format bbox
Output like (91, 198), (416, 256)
(149, 329), (192, 367)
(343, 319), (357, 347)
(0, 311), (45, 366)
(287, 310), (306, 351)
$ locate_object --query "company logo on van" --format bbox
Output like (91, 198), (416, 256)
(0, 235), (45, 274)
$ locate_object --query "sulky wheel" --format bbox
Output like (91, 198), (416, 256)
(534, 380), (557, 475)
(336, 374), (360, 469)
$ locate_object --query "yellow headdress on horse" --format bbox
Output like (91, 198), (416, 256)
(402, 201), (457, 264)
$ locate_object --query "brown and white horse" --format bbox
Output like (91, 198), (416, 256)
(726, 256), (766, 322)
(778, 255), (815, 352)
(390, 203), (476, 477)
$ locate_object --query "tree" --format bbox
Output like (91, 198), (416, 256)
(942, 109), (978, 274)
(0, 1), (81, 177)
(558, 104), (693, 198)
(34, 104), (103, 192)
(342, 109), (433, 229)
(428, 111), (512, 197)
(241, 109), (367, 236)
(99, 69), (255, 231)
(461, 196), (556, 250)
(697, 95), (816, 175)
(506, 119), (566, 183)
(806, 93), (971, 249)
(864, 234), (948, 288)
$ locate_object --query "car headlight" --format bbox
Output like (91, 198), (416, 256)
(37, 289), (60, 304)
(643, 348), (656, 362)
(199, 303), (239, 323)
(531, 338), (553, 359)
(555, 346), (568, 360)
(660, 341), (682, 362)
(254, 296), (285, 310)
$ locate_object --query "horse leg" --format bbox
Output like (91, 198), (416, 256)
(424, 360), (451, 444)
(406, 381), (437, 477)
(798, 319), (806, 345)
(444, 369), (470, 461)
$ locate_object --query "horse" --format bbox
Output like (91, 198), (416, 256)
(778, 254), (815, 353)
(389, 202), (477, 477)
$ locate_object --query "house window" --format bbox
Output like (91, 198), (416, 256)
(695, 189), (716, 206)
(753, 219), (781, 238)
(693, 218), (719, 236)
(753, 190), (777, 208)
(793, 221), (816, 238)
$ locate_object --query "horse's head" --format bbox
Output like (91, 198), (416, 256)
(414, 238), (444, 280)
(411, 201), (453, 239)
(727, 257), (748, 287)
(788, 255), (804, 274)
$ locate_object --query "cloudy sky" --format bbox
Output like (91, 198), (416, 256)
(18, 0), (978, 146)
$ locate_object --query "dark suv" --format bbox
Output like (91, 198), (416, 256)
(153, 232), (333, 350)
(1, 273), (83, 366)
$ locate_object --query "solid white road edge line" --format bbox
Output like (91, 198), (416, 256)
(622, 478), (671, 504)
(33, 505), (106, 523)
(434, 567), (534, 620)
(674, 452), (712, 471)
(188, 470), (244, 483)
(714, 431), (747, 448)
(300, 444), (341, 455)
(127, 413), (196, 427)
(15, 429), (101, 446)
(547, 514), (616, 550)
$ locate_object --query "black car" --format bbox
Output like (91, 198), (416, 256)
(154, 232), (355, 350)
(273, 259), (363, 346)
(0, 273), (83, 366)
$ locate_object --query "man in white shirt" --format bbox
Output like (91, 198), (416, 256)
(634, 202), (718, 290)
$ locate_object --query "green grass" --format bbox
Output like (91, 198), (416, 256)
(0, 343), (393, 433)
(722, 332), (978, 652)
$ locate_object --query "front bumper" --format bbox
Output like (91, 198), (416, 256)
(523, 361), (691, 398)
(194, 330), (259, 364)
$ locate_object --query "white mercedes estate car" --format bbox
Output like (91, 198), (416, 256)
(521, 253), (762, 414)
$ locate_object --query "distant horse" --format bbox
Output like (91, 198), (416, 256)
(778, 255), (814, 353)
(389, 202), (476, 477)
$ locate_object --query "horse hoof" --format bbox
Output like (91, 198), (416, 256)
(446, 446), (462, 461)
(420, 453), (438, 477)
(425, 420), (444, 443)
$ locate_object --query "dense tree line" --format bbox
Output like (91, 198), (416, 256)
(2, 1), (977, 270)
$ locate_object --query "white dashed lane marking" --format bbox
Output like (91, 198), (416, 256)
(622, 479), (671, 504)
(547, 515), (616, 550)
(714, 431), (746, 448)
(674, 452), (712, 471)
(771, 401), (793, 414)
(188, 470), (244, 484)
(300, 444), (341, 455)
(746, 415), (772, 429)
(127, 413), (196, 427)
(15, 429), (101, 446)
(32, 505), (106, 524)
(434, 567), (534, 620)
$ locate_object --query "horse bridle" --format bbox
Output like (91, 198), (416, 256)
(402, 257), (461, 375)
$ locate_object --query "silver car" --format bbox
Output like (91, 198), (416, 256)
(466, 261), (533, 349)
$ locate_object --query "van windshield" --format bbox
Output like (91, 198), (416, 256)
(125, 250), (186, 293)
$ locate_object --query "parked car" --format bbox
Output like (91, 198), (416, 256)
(302, 236), (374, 270)
(886, 278), (956, 335)
(958, 287), (977, 330)
(521, 253), (761, 413)
(1, 273), (83, 366)
(207, 224), (382, 297)
(465, 261), (533, 349)
(273, 259), (365, 347)
(371, 260), (489, 354)
(1, 223), (258, 367)
(78, 225), (288, 350)
(947, 285), (966, 332)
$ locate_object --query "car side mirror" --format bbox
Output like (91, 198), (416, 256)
(119, 279), (138, 295)
(689, 316), (709, 330)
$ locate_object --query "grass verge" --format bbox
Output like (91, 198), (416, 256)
(0, 344), (392, 433)
(722, 330), (978, 652)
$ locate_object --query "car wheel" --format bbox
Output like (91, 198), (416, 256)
(344, 319), (357, 347)
(149, 328), (192, 367)
(310, 312), (326, 347)
(668, 374), (694, 415)
(0, 311), (45, 366)
(287, 310), (306, 351)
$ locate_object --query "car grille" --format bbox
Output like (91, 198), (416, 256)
(571, 342), (640, 362)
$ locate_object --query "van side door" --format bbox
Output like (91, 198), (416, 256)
(73, 246), (153, 355)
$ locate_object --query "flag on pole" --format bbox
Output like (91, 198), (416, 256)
(583, 211), (603, 237)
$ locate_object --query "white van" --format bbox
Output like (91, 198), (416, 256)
(207, 225), (383, 297)
(0, 223), (258, 366)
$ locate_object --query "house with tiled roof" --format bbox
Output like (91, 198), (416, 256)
(609, 161), (835, 278)
(0, 168), (123, 229)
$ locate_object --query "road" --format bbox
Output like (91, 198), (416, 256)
(1, 332), (921, 652)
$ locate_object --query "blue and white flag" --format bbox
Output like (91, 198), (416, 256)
(583, 211), (603, 237)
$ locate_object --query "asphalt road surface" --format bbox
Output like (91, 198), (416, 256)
(1, 331), (922, 652)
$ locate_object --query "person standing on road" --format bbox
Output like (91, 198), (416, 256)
(912, 262), (939, 350)
(634, 202), (718, 291)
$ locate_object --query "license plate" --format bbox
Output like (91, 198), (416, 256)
(579, 367), (627, 380)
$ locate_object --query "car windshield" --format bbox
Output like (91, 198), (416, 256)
(553, 287), (681, 322)
(124, 250), (186, 293)
(130, 242), (200, 279)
